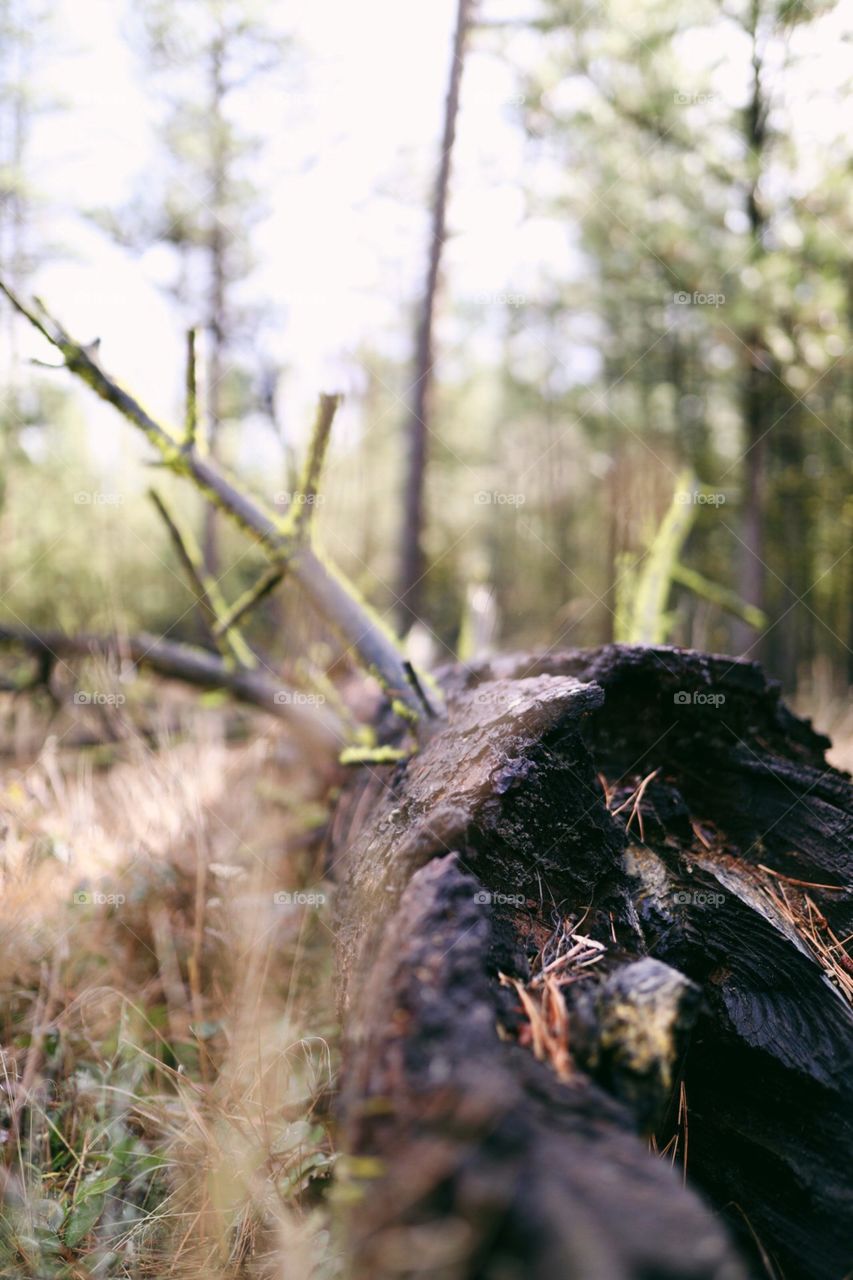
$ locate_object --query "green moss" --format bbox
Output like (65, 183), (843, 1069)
(338, 745), (413, 766)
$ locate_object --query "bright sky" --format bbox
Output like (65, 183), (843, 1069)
(20, 0), (853, 469)
(26, 0), (539, 460)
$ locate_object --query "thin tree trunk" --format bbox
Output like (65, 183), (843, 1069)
(735, 326), (768, 654)
(733, 8), (769, 657)
(397, 0), (472, 633)
(203, 34), (227, 578)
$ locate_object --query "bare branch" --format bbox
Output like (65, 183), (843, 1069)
(0, 280), (440, 722)
(670, 563), (767, 630)
(291, 392), (340, 536)
(148, 488), (256, 668)
(149, 488), (220, 641)
(184, 327), (198, 448)
(212, 564), (283, 638)
(0, 624), (343, 758)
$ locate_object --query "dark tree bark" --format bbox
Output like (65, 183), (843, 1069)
(330, 645), (853, 1280)
(397, 0), (472, 633)
(202, 31), (228, 579)
(733, 6), (771, 659)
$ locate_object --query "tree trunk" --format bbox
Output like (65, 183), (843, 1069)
(734, 327), (769, 659)
(330, 644), (853, 1280)
(397, 0), (472, 633)
(733, 12), (770, 659)
(203, 34), (228, 578)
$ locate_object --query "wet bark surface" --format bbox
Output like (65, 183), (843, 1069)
(329, 646), (853, 1280)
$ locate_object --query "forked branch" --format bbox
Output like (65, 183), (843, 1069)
(1, 280), (441, 724)
(211, 564), (284, 639)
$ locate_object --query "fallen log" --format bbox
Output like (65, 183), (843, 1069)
(330, 645), (853, 1280)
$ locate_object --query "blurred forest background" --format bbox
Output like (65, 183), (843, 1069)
(0, 0), (851, 1276)
(2, 0), (851, 692)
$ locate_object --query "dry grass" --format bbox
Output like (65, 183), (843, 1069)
(0, 686), (341, 1279)
(757, 869), (853, 1005)
(500, 972), (573, 1082)
(499, 922), (606, 1083)
(794, 663), (853, 775)
(649, 1081), (689, 1184)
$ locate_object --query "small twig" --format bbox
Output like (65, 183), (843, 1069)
(211, 564), (284, 638)
(536, 933), (605, 980)
(290, 393), (341, 538)
(726, 1203), (782, 1280)
(690, 819), (715, 850)
(403, 659), (439, 719)
(189, 834), (209, 1084)
(10, 944), (64, 1138)
(756, 864), (846, 892)
(184, 327), (198, 448)
(612, 767), (660, 842)
(149, 488), (256, 669)
(501, 973), (572, 1081)
(678, 1081), (689, 1185)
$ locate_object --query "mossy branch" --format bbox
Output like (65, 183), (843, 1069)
(211, 564), (284, 639)
(290, 392), (340, 537)
(148, 488), (256, 668)
(184, 327), (198, 448)
(617, 472), (766, 643)
(670, 563), (767, 630)
(619, 470), (699, 645)
(0, 279), (440, 724)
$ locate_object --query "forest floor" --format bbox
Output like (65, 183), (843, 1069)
(0, 683), (341, 1279)
(0, 670), (850, 1279)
